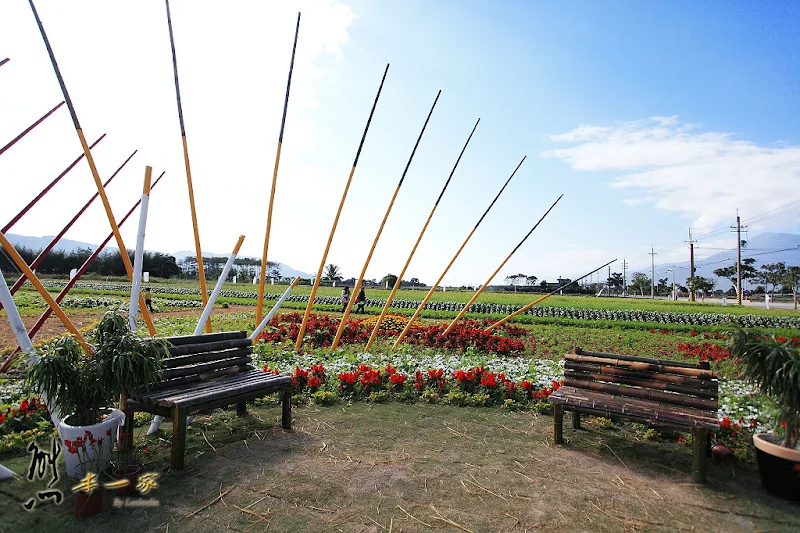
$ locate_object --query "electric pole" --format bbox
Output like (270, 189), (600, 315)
(649, 246), (657, 299)
(688, 228), (696, 302)
(608, 264), (612, 296)
(622, 258), (628, 296)
(731, 211), (747, 305)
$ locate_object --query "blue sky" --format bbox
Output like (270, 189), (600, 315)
(2, 1), (799, 288)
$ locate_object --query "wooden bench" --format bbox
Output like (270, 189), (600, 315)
(549, 347), (720, 483)
(124, 330), (292, 470)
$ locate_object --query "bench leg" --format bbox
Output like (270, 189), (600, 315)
(692, 427), (709, 484)
(572, 411), (581, 430)
(553, 404), (564, 444)
(236, 401), (247, 417)
(281, 388), (292, 429)
(171, 407), (188, 470)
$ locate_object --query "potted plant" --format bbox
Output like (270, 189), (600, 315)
(26, 312), (166, 483)
(728, 327), (800, 500)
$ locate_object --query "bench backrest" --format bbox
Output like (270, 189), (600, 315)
(565, 347), (719, 412)
(155, 330), (253, 389)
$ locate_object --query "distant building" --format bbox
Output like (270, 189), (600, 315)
(544, 277), (572, 292)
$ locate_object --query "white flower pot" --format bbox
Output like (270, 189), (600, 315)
(58, 409), (125, 479)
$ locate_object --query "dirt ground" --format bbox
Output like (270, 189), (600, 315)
(2, 401), (798, 533)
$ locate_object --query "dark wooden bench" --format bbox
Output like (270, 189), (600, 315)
(549, 347), (720, 483)
(124, 330), (292, 470)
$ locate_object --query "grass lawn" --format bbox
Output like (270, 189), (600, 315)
(3, 401), (798, 533)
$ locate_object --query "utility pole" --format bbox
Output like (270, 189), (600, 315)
(649, 246), (657, 299)
(622, 258), (628, 296)
(730, 211), (747, 305)
(688, 228), (696, 302)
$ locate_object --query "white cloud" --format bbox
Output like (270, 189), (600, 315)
(542, 117), (800, 232)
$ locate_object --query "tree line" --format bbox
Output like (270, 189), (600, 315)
(0, 246), (181, 278)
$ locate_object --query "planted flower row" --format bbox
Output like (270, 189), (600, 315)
(33, 280), (800, 329)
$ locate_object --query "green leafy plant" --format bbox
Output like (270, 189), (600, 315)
(728, 327), (800, 449)
(26, 311), (167, 427)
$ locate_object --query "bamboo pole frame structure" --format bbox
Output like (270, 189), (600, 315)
(485, 259), (617, 331)
(257, 12), (301, 325)
(0, 148), (137, 312)
(364, 119), (480, 352)
(0, 231), (91, 353)
(0, 173), (166, 372)
(28, 0), (156, 335)
(193, 235), (245, 336)
(441, 194), (563, 335)
(391, 156), (526, 349)
(2, 134), (106, 234)
(26, 0), (156, 336)
(0, 101), (64, 157)
(128, 167), (153, 331)
(164, 0), (211, 332)
(330, 91), (441, 350)
(294, 64), (390, 351)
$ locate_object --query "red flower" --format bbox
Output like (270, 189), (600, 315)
(389, 373), (406, 385)
(106, 429), (112, 437)
(0, 414), (5, 425)
(19, 399), (29, 412)
(720, 417), (731, 429)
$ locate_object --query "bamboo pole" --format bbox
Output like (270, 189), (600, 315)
(28, 0), (156, 335)
(193, 235), (245, 336)
(441, 194), (563, 335)
(0, 58), (9, 68)
(364, 119), (480, 352)
(257, 12), (301, 325)
(2, 134), (106, 233)
(0, 101), (64, 157)
(485, 259), (617, 331)
(251, 276), (301, 343)
(128, 167), (153, 331)
(391, 156), (526, 349)
(0, 232), (91, 353)
(0, 149), (136, 312)
(330, 91), (441, 350)
(0, 172), (166, 372)
(164, 0), (211, 332)
(294, 64), (390, 351)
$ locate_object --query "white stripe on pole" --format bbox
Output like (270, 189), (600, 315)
(129, 168), (152, 331)
(0, 270), (61, 427)
(250, 277), (300, 342)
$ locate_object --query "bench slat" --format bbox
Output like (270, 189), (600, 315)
(564, 377), (718, 410)
(565, 354), (717, 379)
(565, 362), (718, 390)
(564, 369), (718, 399)
(163, 347), (252, 369)
(162, 355), (252, 380)
(166, 337), (253, 357)
(158, 372), (273, 405)
(135, 370), (264, 402)
(170, 374), (291, 408)
(573, 347), (708, 370)
(164, 331), (247, 346)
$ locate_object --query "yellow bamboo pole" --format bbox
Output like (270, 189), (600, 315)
(257, 12), (301, 325)
(391, 156), (526, 349)
(165, 0), (211, 332)
(485, 259), (617, 331)
(441, 194), (563, 335)
(330, 91), (441, 350)
(28, 0), (156, 336)
(364, 118), (480, 352)
(294, 64), (390, 351)
(0, 231), (91, 354)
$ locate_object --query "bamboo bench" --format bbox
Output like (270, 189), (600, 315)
(124, 330), (292, 470)
(549, 347), (720, 483)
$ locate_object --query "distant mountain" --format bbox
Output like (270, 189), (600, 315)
(6, 233), (98, 253)
(639, 232), (800, 289)
(6, 233), (314, 280)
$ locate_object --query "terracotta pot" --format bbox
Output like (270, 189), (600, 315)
(74, 488), (103, 518)
(752, 433), (800, 501)
(112, 462), (143, 495)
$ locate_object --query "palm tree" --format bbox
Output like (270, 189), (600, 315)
(323, 263), (343, 281)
